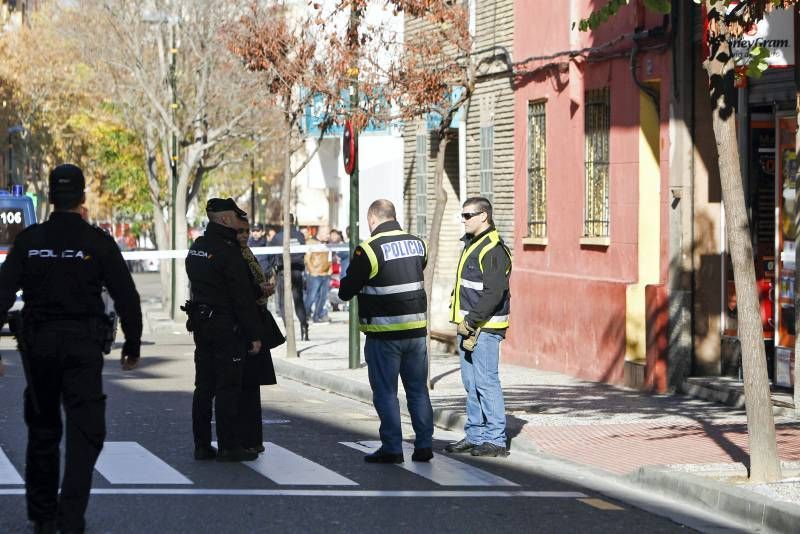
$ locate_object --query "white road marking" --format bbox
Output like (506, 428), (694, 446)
(0, 488), (587, 497)
(95, 442), (192, 485)
(0, 448), (23, 485)
(212, 442), (356, 486)
(340, 441), (519, 487)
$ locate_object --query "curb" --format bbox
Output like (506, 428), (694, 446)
(274, 357), (800, 532)
(632, 467), (800, 534)
(680, 379), (796, 417)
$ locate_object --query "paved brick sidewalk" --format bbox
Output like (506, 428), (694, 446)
(265, 312), (800, 515)
(523, 421), (800, 475)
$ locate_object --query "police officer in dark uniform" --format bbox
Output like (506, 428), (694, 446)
(0, 164), (142, 534)
(338, 199), (434, 463)
(185, 198), (262, 463)
(268, 213), (309, 340)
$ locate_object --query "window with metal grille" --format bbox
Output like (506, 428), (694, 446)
(583, 88), (610, 238)
(480, 125), (494, 203)
(527, 101), (546, 238)
(414, 134), (427, 237)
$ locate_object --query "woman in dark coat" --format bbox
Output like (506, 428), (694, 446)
(235, 219), (285, 453)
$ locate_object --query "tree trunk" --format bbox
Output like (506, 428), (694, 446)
(151, 203), (172, 314)
(282, 128), (297, 358)
(704, 2), (781, 483)
(423, 129), (451, 389)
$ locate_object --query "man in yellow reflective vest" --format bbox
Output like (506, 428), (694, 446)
(338, 199), (434, 463)
(445, 197), (512, 457)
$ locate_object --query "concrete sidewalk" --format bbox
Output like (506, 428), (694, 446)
(257, 311), (800, 534)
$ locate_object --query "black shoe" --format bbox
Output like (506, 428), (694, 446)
(194, 445), (218, 460)
(364, 449), (404, 464)
(31, 520), (57, 534)
(411, 447), (433, 462)
(216, 447), (258, 462)
(470, 442), (509, 457)
(300, 324), (309, 341)
(443, 438), (476, 453)
(244, 444), (266, 454)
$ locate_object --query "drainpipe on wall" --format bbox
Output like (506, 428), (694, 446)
(666, 0), (695, 391)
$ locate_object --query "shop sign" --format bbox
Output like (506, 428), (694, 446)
(728, 5), (795, 68)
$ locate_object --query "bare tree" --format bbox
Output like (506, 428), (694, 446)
(71, 0), (278, 316)
(226, 1), (349, 357)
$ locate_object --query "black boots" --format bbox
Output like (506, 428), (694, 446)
(300, 323), (309, 341)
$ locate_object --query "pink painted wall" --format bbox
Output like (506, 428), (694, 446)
(506, 0), (672, 386)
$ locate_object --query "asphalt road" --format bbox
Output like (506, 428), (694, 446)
(0, 274), (700, 533)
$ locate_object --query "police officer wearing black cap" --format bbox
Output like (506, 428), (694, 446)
(185, 198), (262, 463)
(0, 164), (142, 534)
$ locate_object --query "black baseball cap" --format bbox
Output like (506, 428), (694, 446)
(252, 223), (265, 231)
(206, 197), (247, 219)
(48, 164), (85, 204)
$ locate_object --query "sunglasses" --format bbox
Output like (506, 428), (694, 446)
(461, 211), (484, 221)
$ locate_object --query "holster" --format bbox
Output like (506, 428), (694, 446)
(89, 314), (117, 355)
(181, 300), (215, 332)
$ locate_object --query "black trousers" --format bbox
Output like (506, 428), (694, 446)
(24, 322), (105, 533)
(237, 385), (262, 449)
(192, 318), (244, 451)
(276, 269), (308, 327)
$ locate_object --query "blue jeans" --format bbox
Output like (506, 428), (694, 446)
(458, 332), (507, 447)
(304, 275), (330, 321)
(364, 336), (434, 454)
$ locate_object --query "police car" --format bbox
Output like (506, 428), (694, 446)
(0, 187), (37, 319)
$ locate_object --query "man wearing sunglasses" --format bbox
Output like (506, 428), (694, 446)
(445, 197), (512, 457)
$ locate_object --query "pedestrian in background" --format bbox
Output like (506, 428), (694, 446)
(234, 217), (283, 454)
(185, 198), (262, 463)
(445, 197), (512, 458)
(338, 199), (433, 464)
(304, 228), (331, 323)
(269, 214), (309, 341)
(0, 164), (142, 534)
(328, 229), (346, 312)
(247, 222), (270, 276)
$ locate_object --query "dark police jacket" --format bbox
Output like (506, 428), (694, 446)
(268, 227), (305, 272)
(0, 211), (142, 344)
(185, 222), (261, 342)
(449, 225), (511, 336)
(338, 220), (427, 340)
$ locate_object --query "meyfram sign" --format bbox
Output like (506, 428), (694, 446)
(728, 3), (795, 68)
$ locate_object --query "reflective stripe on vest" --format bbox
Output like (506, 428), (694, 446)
(360, 281), (424, 295)
(359, 313), (427, 333)
(450, 229), (510, 329)
(458, 310), (509, 330)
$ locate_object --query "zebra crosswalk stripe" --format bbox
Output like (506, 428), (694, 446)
(0, 447), (23, 485)
(240, 442), (357, 486)
(94, 442), (192, 485)
(339, 441), (519, 487)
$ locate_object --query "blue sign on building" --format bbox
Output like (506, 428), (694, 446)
(425, 86), (464, 130)
(302, 90), (395, 138)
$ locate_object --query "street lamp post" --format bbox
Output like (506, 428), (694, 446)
(169, 21), (178, 319)
(144, 9), (180, 318)
(347, 5), (361, 370)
